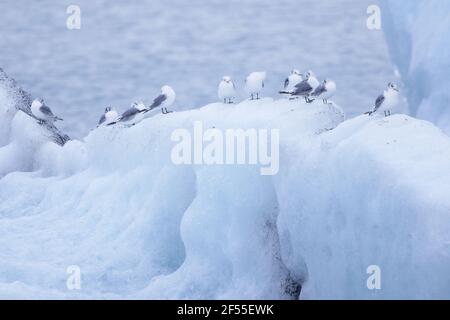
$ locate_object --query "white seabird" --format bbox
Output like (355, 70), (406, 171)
(143, 85), (176, 115)
(218, 76), (237, 104)
(245, 71), (266, 100)
(304, 70), (320, 91)
(279, 70), (320, 103)
(31, 98), (63, 123)
(311, 79), (337, 104)
(98, 107), (119, 127)
(110, 102), (146, 126)
(367, 82), (400, 117)
(282, 69), (304, 97)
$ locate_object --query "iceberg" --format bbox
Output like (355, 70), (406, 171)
(1, 72), (450, 298)
(379, 0), (450, 134)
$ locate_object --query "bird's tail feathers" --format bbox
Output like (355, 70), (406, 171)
(279, 90), (292, 95)
(107, 118), (121, 126)
(55, 116), (63, 121)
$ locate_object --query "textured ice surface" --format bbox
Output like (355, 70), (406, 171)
(380, 0), (450, 133)
(1, 95), (450, 299)
(1, 0), (450, 300)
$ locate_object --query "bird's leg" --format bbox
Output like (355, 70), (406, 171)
(304, 96), (308, 103)
(388, 110), (391, 116)
(384, 110), (387, 117)
(250, 94), (254, 100)
(223, 98), (226, 104)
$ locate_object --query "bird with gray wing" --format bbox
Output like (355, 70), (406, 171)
(97, 107), (119, 127)
(142, 85), (176, 115)
(366, 82), (399, 117)
(311, 79), (336, 104)
(31, 98), (63, 124)
(108, 102), (146, 126)
(279, 70), (319, 103)
(281, 69), (303, 99)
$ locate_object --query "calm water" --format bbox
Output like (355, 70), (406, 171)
(0, 0), (394, 138)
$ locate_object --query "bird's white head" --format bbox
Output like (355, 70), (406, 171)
(222, 76), (232, 83)
(325, 79), (336, 91)
(105, 107), (112, 113)
(161, 85), (175, 97)
(388, 82), (399, 92)
(291, 69), (301, 76)
(31, 98), (44, 109)
(161, 85), (176, 106)
(305, 70), (316, 80)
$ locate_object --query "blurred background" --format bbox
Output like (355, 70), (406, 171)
(0, 0), (395, 138)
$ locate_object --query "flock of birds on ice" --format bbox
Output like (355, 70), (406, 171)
(29, 69), (400, 130)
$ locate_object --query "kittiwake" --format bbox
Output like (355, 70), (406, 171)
(366, 82), (400, 117)
(245, 72), (266, 100)
(218, 76), (237, 104)
(31, 98), (63, 123)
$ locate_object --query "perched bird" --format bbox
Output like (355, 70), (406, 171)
(311, 79), (336, 104)
(110, 102), (146, 126)
(282, 69), (304, 97)
(279, 70), (320, 103)
(218, 76), (237, 104)
(245, 72), (266, 100)
(304, 70), (320, 92)
(97, 107), (119, 127)
(366, 82), (400, 117)
(143, 85), (176, 115)
(31, 98), (63, 123)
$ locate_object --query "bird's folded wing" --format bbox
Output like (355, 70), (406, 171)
(98, 114), (106, 125)
(40, 105), (55, 116)
(120, 107), (139, 121)
(312, 83), (326, 96)
(373, 94), (385, 112)
(149, 94), (167, 110)
(294, 81), (313, 94)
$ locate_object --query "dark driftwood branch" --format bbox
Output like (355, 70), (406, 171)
(0, 68), (70, 146)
